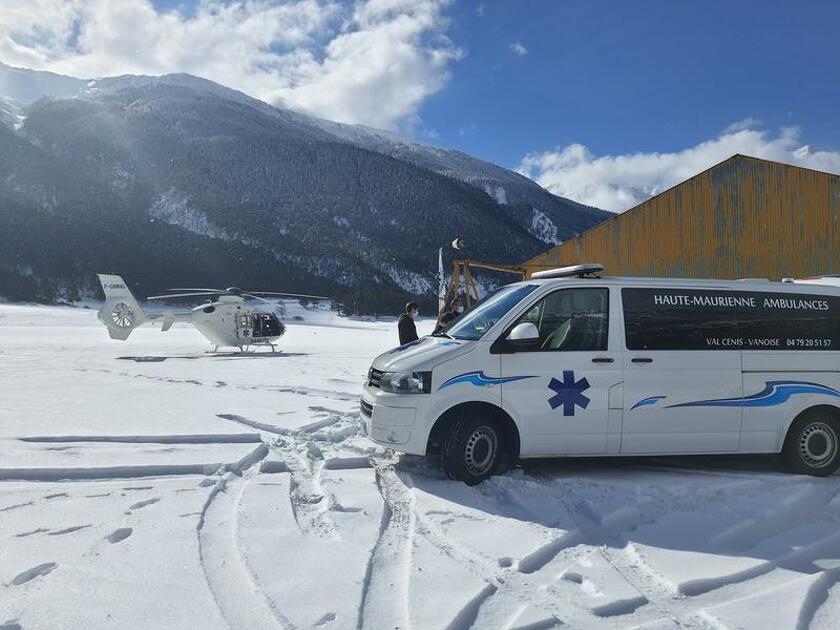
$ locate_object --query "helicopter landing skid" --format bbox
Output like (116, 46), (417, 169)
(205, 343), (281, 354)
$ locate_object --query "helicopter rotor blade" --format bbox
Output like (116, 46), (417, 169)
(146, 292), (222, 300)
(166, 288), (224, 293)
(247, 291), (332, 300)
(242, 294), (278, 306)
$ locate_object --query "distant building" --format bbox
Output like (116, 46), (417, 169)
(522, 155), (840, 281)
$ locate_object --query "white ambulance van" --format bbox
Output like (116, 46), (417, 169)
(361, 265), (840, 484)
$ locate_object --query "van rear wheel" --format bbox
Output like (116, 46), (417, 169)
(782, 410), (840, 476)
(442, 415), (502, 485)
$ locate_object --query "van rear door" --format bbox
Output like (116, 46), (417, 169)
(620, 288), (743, 453)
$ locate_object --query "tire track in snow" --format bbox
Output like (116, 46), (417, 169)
(576, 518), (840, 630)
(219, 410), (359, 540)
(0, 463), (223, 481)
(357, 456), (415, 630)
(679, 526), (840, 600)
(457, 472), (734, 629)
(591, 544), (728, 630)
(20, 434), (262, 444)
(197, 442), (294, 630)
(216, 414), (290, 435)
(272, 435), (338, 540)
(796, 568), (840, 630)
(239, 384), (358, 402)
(711, 483), (840, 552)
(374, 459), (601, 630)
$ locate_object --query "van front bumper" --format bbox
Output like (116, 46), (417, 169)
(360, 385), (428, 455)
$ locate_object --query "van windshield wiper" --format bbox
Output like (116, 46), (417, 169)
(431, 331), (452, 339)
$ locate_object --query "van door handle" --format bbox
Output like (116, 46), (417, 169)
(592, 357), (614, 363)
(631, 357), (653, 364)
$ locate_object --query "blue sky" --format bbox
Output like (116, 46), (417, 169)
(3, 0), (839, 211)
(432, 0), (840, 167)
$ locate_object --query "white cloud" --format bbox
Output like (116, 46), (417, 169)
(519, 126), (840, 213)
(0, 0), (461, 130)
(509, 42), (527, 56)
(723, 117), (762, 134)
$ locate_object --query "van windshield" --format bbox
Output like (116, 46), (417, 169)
(446, 284), (539, 341)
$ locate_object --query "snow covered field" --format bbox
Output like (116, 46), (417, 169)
(1, 303), (839, 630)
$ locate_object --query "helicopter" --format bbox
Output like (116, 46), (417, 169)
(96, 274), (330, 352)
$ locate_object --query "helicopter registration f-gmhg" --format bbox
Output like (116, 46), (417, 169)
(96, 274), (329, 352)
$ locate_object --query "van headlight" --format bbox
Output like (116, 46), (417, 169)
(379, 371), (432, 394)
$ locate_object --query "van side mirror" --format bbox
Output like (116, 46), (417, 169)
(505, 322), (540, 350)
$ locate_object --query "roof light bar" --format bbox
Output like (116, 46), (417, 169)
(531, 264), (604, 279)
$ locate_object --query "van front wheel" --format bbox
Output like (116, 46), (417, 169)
(782, 410), (840, 476)
(442, 415), (502, 485)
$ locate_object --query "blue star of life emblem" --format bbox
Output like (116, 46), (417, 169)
(548, 370), (591, 417)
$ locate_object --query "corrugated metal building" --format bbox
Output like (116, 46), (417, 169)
(522, 155), (840, 280)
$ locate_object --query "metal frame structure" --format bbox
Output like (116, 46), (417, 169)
(440, 259), (525, 315)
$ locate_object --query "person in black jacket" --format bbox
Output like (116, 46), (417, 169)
(398, 302), (420, 345)
(434, 297), (463, 334)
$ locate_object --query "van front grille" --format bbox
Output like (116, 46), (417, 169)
(360, 399), (373, 417)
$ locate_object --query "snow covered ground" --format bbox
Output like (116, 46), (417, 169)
(1, 303), (839, 630)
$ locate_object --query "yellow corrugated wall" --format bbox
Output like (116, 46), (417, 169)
(523, 155), (840, 280)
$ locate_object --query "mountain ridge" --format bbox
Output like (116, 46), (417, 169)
(0, 63), (609, 312)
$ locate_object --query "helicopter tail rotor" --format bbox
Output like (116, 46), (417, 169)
(96, 274), (149, 340)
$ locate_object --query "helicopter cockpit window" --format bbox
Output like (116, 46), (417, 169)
(253, 313), (283, 337)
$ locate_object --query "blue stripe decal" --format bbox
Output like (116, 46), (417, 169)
(438, 371), (536, 391)
(666, 381), (840, 409)
(631, 395), (667, 410)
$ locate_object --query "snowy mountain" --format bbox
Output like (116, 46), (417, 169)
(0, 61), (85, 126)
(0, 63), (609, 312)
(0, 61), (86, 104)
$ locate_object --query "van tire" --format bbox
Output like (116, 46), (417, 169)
(442, 415), (502, 485)
(782, 410), (840, 477)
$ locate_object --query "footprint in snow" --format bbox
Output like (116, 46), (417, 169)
(128, 497), (160, 510)
(11, 562), (57, 586)
(107, 528), (133, 544)
(0, 501), (34, 513)
(15, 528), (49, 538)
(47, 525), (92, 536)
(315, 612), (336, 626)
(562, 571), (584, 584)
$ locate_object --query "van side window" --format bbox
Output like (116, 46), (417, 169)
(622, 288), (738, 350)
(514, 288), (609, 351)
(736, 291), (839, 350)
(623, 288), (839, 351)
